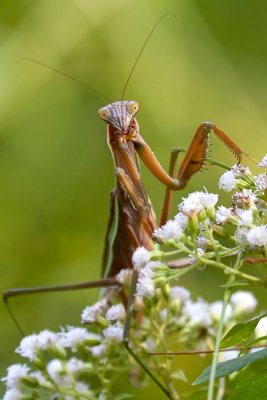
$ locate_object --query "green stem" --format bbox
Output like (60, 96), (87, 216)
(197, 257), (263, 285)
(207, 252), (243, 400)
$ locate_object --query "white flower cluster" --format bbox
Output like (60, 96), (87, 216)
(3, 155), (267, 400)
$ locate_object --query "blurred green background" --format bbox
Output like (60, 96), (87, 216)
(1, 0), (267, 397)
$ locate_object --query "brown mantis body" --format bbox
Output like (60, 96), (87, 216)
(99, 100), (242, 280)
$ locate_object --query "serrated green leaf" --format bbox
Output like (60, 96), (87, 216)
(114, 394), (135, 400)
(193, 347), (267, 385)
(220, 313), (267, 349)
(170, 369), (188, 382)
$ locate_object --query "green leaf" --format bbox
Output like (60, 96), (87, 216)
(170, 369), (188, 382)
(193, 347), (267, 385)
(240, 335), (267, 355)
(228, 360), (267, 400)
(220, 313), (267, 349)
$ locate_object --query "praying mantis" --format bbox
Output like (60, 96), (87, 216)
(3, 16), (245, 399)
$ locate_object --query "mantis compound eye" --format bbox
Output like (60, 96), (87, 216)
(98, 107), (111, 122)
(126, 101), (139, 115)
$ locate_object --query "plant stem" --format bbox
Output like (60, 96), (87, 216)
(207, 252), (243, 400)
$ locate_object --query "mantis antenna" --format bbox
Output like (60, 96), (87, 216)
(121, 13), (175, 101)
(17, 57), (112, 103)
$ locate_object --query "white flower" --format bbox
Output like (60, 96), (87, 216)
(232, 164), (251, 178)
(67, 358), (84, 375)
(106, 304), (126, 321)
(200, 192), (218, 208)
(136, 276), (155, 298)
(132, 246), (151, 270)
(62, 327), (101, 351)
(220, 349), (239, 362)
(16, 334), (41, 360)
(74, 381), (90, 394)
(180, 192), (204, 215)
(81, 299), (108, 323)
(246, 226), (267, 247)
(232, 189), (257, 207)
(170, 286), (191, 302)
(196, 235), (209, 250)
(3, 388), (22, 400)
(255, 174), (267, 190)
(144, 337), (156, 352)
(38, 330), (62, 350)
(65, 382), (90, 399)
(209, 301), (233, 322)
(258, 154), (267, 168)
(103, 323), (123, 344)
(230, 291), (258, 314)
(189, 248), (205, 264)
(215, 206), (233, 224)
(2, 364), (29, 388)
(237, 209), (254, 226)
(116, 269), (133, 286)
(30, 371), (46, 385)
(47, 359), (70, 386)
(154, 219), (184, 242)
(255, 316), (267, 338)
(219, 170), (236, 192)
(90, 344), (107, 358)
(174, 212), (189, 229)
(234, 227), (249, 245)
(136, 261), (159, 299)
(183, 299), (212, 328)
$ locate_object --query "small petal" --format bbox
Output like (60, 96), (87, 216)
(237, 209), (254, 226)
(183, 299), (212, 328)
(258, 154), (267, 168)
(219, 170), (236, 192)
(232, 189), (257, 208)
(209, 301), (233, 322)
(67, 358), (84, 375)
(16, 334), (41, 361)
(246, 226), (267, 247)
(255, 316), (267, 338)
(90, 344), (107, 358)
(215, 206), (233, 224)
(103, 323), (123, 344)
(170, 286), (191, 302)
(106, 304), (126, 321)
(234, 227), (249, 245)
(47, 359), (70, 386)
(81, 299), (108, 323)
(230, 291), (258, 314)
(154, 219), (183, 242)
(180, 192), (204, 215)
(116, 269), (133, 286)
(62, 327), (101, 351)
(3, 388), (22, 400)
(132, 246), (150, 270)
(2, 364), (29, 389)
(255, 174), (267, 190)
(232, 164), (251, 178)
